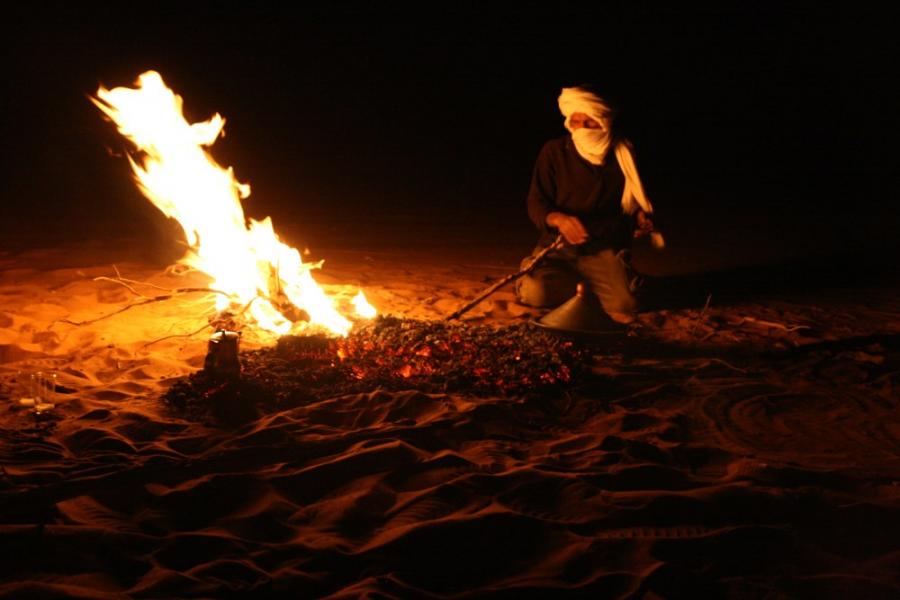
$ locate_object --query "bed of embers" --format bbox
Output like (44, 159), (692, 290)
(164, 317), (592, 423)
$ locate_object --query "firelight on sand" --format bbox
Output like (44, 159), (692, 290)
(91, 71), (375, 337)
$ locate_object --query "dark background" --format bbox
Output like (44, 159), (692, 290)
(1, 4), (896, 275)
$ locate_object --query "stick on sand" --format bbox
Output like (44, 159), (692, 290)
(446, 234), (565, 321)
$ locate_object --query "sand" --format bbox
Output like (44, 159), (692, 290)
(1, 235), (899, 598)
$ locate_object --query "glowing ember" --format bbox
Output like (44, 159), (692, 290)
(92, 71), (375, 336)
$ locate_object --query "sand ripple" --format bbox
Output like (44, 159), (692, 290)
(1, 246), (899, 597)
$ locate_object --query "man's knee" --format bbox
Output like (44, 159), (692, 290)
(578, 249), (638, 315)
(604, 291), (637, 316)
(515, 250), (580, 308)
(517, 275), (558, 308)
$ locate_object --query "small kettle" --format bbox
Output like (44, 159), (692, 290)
(204, 329), (242, 378)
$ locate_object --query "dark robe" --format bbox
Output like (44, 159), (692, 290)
(527, 135), (635, 254)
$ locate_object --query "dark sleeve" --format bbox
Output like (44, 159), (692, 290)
(526, 142), (557, 235)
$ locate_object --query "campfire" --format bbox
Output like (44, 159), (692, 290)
(92, 71), (590, 416)
(92, 71), (375, 339)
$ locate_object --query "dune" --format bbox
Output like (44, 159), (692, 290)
(1, 236), (899, 598)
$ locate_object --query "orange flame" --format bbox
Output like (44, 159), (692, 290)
(92, 71), (375, 336)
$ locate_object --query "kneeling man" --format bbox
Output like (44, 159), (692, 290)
(516, 85), (656, 324)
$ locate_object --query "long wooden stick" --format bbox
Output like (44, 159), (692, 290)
(56, 289), (221, 327)
(446, 235), (565, 321)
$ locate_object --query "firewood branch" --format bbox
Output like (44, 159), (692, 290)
(95, 275), (231, 299)
(93, 276), (149, 298)
(140, 295), (263, 348)
(733, 316), (811, 333)
(60, 269), (294, 330)
(56, 288), (226, 327)
(141, 322), (214, 349)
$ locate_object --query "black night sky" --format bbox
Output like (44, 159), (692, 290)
(2, 4), (896, 274)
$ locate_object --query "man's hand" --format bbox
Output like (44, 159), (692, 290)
(634, 211), (654, 238)
(546, 212), (589, 245)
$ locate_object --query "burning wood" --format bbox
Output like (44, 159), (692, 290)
(92, 71), (376, 338)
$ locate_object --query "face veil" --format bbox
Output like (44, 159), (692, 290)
(558, 87), (614, 165)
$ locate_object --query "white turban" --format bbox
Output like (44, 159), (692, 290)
(558, 87), (653, 216)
